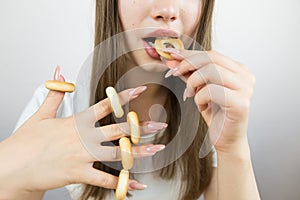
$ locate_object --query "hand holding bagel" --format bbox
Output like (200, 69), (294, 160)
(162, 48), (256, 155)
(0, 67), (167, 199)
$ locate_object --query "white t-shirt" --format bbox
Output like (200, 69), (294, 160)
(14, 86), (217, 200)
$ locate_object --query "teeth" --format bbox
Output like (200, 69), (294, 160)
(148, 41), (154, 47)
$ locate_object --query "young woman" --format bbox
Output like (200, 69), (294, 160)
(2, 0), (260, 199)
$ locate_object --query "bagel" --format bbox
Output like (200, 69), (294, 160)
(45, 80), (75, 93)
(115, 169), (129, 200)
(119, 137), (134, 170)
(127, 111), (140, 144)
(105, 86), (124, 118)
(154, 38), (184, 60)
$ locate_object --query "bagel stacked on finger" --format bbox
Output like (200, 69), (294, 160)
(45, 80), (75, 93)
(105, 87), (141, 200)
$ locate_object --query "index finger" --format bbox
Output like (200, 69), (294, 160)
(81, 166), (146, 190)
(92, 86), (147, 122)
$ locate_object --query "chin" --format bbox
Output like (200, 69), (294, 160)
(139, 64), (168, 73)
(131, 51), (168, 72)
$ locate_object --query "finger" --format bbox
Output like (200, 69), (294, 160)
(185, 63), (241, 98)
(194, 84), (230, 110)
(167, 50), (243, 77)
(37, 67), (66, 119)
(164, 59), (189, 82)
(161, 48), (198, 61)
(95, 121), (168, 142)
(98, 144), (165, 162)
(79, 166), (147, 190)
(194, 83), (250, 118)
(80, 167), (118, 189)
(91, 86), (147, 122)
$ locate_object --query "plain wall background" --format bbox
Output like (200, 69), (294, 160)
(0, 0), (299, 199)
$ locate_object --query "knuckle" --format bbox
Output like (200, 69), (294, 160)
(207, 50), (218, 59)
(206, 63), (217, 76)
(248, 87), (254, 98)
(241, 63), (250, 71)
(101, 99), (112, 112)
(237, 99), (251, 112)
(207, 50), (216, 55)
(66, 165), (81, 184)
(111, 147), (120, 160)
(112, 124), (120, 136)
(99, 176), (111, 187)
(186, 77), (192, 88)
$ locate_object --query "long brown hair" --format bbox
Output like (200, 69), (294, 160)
(80, 0), (215, 199)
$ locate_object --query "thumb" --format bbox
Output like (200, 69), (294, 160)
(37, 67), (66, 119)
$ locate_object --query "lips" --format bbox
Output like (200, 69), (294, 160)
(142, 29), (180, 60)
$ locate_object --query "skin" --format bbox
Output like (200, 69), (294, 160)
(119, 0), (260, 199)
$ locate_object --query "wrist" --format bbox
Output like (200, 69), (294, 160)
(216, 135), (252, 163)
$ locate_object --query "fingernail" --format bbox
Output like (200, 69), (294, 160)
(161, 48), (180, 54)
(146, 145), (165, 153)
(170, 53), (184, 60)
(129, 181), (147, 190)
(183, 87), (195, 101)
(160, 56), (167, 63)
(183, 88), (188, 101)
(129, 86), (147, 96)
(54, 66), (61, 80)
(147, 122), (168, 131)
(165, 67), (179, 78)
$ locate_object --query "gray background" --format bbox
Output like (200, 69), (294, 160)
(0, 0), (299, 199)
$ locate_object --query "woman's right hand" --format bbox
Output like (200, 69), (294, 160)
(0, 74), (166, 199)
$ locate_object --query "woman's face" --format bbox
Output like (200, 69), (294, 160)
(118, 0), (203, 71)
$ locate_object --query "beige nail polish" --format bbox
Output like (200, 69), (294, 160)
(129, 86), (147, 96)
(165, 67), (179, 78)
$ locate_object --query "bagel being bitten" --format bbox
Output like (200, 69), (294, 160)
(154, 38), (184, 60)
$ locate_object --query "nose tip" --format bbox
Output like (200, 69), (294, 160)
(154, 8), (178, 22)
(151, 2), (179, 22)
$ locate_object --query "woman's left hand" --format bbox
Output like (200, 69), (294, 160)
(163, 49), (256, 155)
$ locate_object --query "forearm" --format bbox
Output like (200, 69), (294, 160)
(205, 139), (260, 200)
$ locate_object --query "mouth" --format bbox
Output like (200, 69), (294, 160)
(142, 29), (181, 60)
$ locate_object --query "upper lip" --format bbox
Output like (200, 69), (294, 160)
(144, 29), (180, 39)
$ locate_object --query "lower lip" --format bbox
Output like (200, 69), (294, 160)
(142, 40), (161, 60)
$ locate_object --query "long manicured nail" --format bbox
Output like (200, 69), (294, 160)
(161, 48), (181, 54)
(160, 56), (167, 63)
(147, 122), (168, 130)
(183, 87), (195, 101)
(165, 67), (179, 78)
(54, 66), (61, 80)
(170, 53), (184, 60)
(146, 122), (168, 131)
(183, 88), (188, 101)
(129, 86), (147, 97)
(129, 181), (147, 190)
(146, 145), (165, 153)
